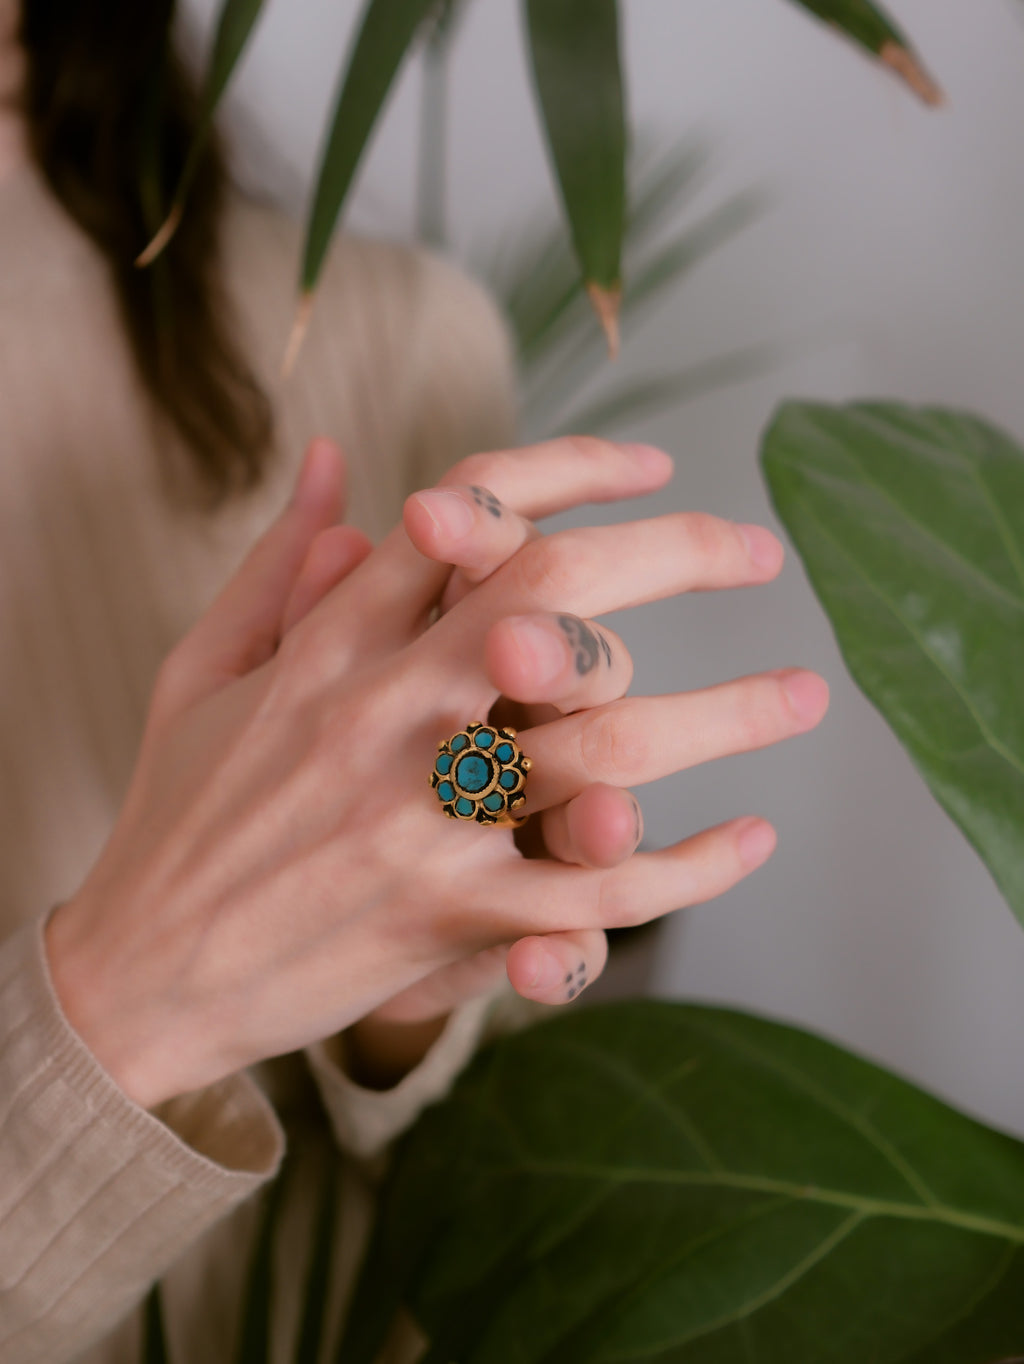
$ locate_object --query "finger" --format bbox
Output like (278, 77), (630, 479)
(510, 815), (778, 936)
(517, 669), (829, 815)
(281, 524), (374, 635)
(485, 613), (631, 713)
(405, 483), (543, 614)
(294, 440), (674, 661)
(448, 512), (784, 635)
(540, 783), (643, 870)
(440, 436), (674, 520)
(505, 930), (608, 1005)
(154, 438), (346, 717)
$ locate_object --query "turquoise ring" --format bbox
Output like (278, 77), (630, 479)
(431, 722), (531, 826)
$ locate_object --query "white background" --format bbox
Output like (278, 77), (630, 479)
(184, 0), (1024, 1137)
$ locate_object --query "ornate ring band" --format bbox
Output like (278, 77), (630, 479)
(431, 722), (531, 826)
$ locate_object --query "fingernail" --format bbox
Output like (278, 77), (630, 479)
(508, 617), (566, 684)
(529, 947), (568, 991)
(621, 443), (674, 478)
(782, 669), (830, 727)
(413, 489), (475, 538)
(738, 818), (777, 869)
(738, 523), (782, 572)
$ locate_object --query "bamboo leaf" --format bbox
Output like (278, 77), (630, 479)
(553, 344), (779, 436)
(786, 0), (943, 105)
(142, 1284), (169, 1364)
(763, 402), (1024, 927)
(523, 0), (626, 352)
(138, 0), (267, 265)
(343, 1001), (1024, 1362)
(299, 0), (437, 299)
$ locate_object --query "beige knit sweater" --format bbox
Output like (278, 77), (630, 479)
(0, 164), (517, 1363)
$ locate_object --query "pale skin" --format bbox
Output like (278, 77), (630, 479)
(46, 436), (829, 1107)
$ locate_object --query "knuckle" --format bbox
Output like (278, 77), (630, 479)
(679, 510), (731, 563)
(557, 433), (620, 469)
(578, 702), (648, 783)
(512, 533), (578, 602)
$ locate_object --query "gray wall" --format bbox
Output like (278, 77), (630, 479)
(185, 0), (1024, 1137)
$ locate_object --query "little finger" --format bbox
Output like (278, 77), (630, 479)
(506, 930), (608, 1005)
(511, 816), (777, 936)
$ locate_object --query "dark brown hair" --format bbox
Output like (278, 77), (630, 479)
(19, 0), (273, 506)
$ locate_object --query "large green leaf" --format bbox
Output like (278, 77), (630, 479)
(763, 402), (1024, 927)
(339, 1001), (1024, 1362)
(300, 0), (436, 297)
(523, 0), (626, 351)
(138, 0), (267, 265)
(785, 0), (942, 104)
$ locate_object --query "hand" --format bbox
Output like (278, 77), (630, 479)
(46, 436), (826, 1110)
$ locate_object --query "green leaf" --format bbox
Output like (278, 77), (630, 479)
(142, 1283), (169, 1364)
(300, 0), (437, 296)
(523, 0), (626, 347)
(233, 1161), (289, 1364)
(786, 0), (942, 104)
(138, 0), (267, 264)
(342, 1001), (1024, 1362)
(763, 402), (1024, 926)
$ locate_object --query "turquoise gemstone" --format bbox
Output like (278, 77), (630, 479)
(437, 781), (455, 802)
(474, 729), (495, 748)
(450, 734), (469, 752)
(455, 753), (492, 794)
(455, 797), (474, 817)
(435, 753), (453, 775)
(483, 792), (504, 812)
(495, 742), (514, 762)
(498, 771), (518, 791)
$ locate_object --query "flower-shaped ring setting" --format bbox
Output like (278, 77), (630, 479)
(431, 722), (531, 826)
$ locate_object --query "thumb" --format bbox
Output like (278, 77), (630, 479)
(154, 438), (346, 718)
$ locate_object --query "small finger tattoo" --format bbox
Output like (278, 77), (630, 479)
(567, 986), (577, 1000)
(470, 486), (503, 519)
(598, 632), (613, 667)
(557, 615), (607, 676)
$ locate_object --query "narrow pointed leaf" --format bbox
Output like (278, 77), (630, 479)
(138, 0), (267, 265)
(344, 1001), (1024, 1362)
(787, 0), (942, 104)
(300, 0), (437, 297)
(763, 402), (1024, 926)
(523, 0), (626, 327)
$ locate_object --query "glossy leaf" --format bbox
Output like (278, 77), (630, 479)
(523, 0), (626, 349)
(787, 0), (942, 104)
(763, 402), (1024, 926)
(138, 0), (267, 264)
(340, 1001), (1024, 1362)
(300, 0), (436, 296)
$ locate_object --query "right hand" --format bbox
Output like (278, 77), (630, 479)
(47, 437), (826, 1109)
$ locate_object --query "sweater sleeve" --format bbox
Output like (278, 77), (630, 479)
(0, 915), (284, 1364)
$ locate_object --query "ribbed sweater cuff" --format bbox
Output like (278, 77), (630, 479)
(305, 991), (501, 1163)
(0, 915), (284, 1364)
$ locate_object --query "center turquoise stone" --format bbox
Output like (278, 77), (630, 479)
(455, 752), (493, 794)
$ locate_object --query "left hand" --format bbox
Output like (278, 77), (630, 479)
(279, 438), (678, 1055)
